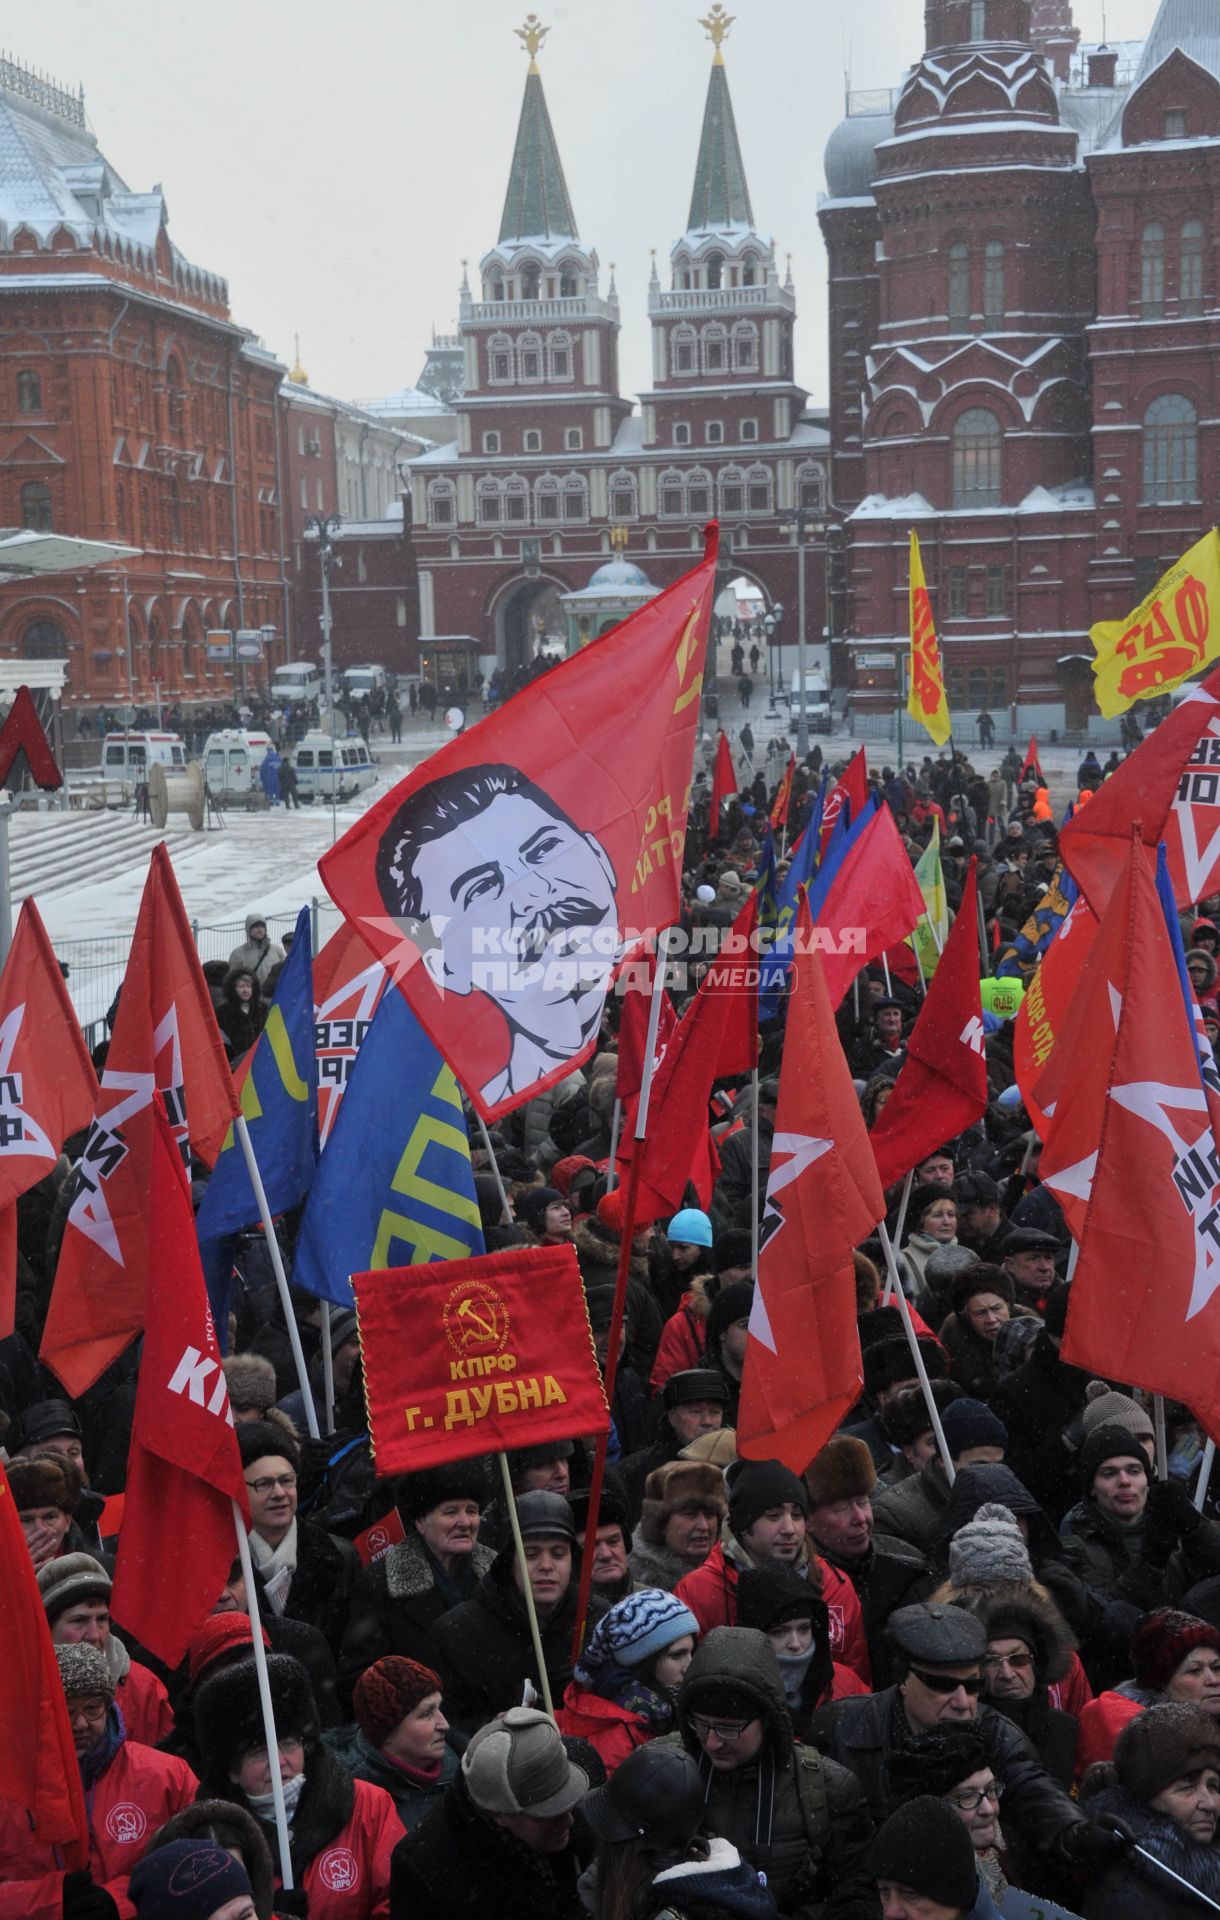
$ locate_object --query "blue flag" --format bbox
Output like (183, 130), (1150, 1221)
(291, 986), (485, 1308)
(196, 904), (318, 1243)
(758, 776), (827, 1018)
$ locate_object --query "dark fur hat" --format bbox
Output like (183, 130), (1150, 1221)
(1115, 1702), (1220, 1806)
(193, 1653), (319, 1790)
(394, 1458), (490, 1523)
(8, 1452), (83, 1515)
(804, 1435), (876, 1508)
(969, 1581), (1076, 1684)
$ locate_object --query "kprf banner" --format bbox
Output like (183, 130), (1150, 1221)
(1090, 529), (1220, 717)
(354, 1243), (610, 1475)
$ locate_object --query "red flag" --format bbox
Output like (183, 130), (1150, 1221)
(615, 951), (677, 1106)
(868, 863), (990, 1187)
(738, 896), (885, 1470)
(769, 752), (796, 834)
(41, 845), (240, 1396)
(0, 901), (98, 1337)
(816, 802), (927, 1008)
(312, 920), (388, 1149)
(821, 748), (869, 860)
(320, 530), (717, 1123)
(617, 897), (757, 1221)
(110, 1108), (249, 1667)
(709, 732), (737, 841)
(0, 686), (62, 791)
(1039, 839), (1220, 1431)
(1059, 664), (1220, 914)
(0, 1459), (88, 1867)
(1019, 734), (1043, 785)
(1013, 892), (1098, 1136)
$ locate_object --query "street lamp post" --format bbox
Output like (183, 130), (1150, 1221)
(305, 512), (342, 841)
(779, 509), (813, 759)
(763, 612), (777, 714)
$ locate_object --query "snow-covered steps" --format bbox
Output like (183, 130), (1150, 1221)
(8, 809), (207, 904)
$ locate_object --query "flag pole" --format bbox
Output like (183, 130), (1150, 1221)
(234, 1114), (319, 1441)
(497, 1450), (554, 1717)
(232, 1501), (294, 1889)
(320, 1303), (336, 1437)
(750, 1066), (760, 1282)
(1196, 1438), (1217, 1514)
(881, 1169), (915, 1306)
(880, 952), (894, 995)
(606, 1097), (622, 1194)
(570, 928), (671, 1662)
(473, 1111), (513, 1224)
(1154, 1394), (1169, 1481)
(876, 1221), (955, 1484)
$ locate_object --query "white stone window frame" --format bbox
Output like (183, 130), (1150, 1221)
(427, 479), (456, 528)
(547, 330), (575, 382)
(732, 321), (760, 373)
(488, 333), (514, 386)
(518, 330), (545, 385)
(608, 467), (638, 521)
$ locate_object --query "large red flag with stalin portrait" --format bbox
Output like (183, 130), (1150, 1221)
(320, 527), (718, 1122)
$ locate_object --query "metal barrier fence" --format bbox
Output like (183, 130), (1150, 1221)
(845, 711), (1127, 749)
(54, 899), (342, 1038)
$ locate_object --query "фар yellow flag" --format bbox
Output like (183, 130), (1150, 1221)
(1090, 529), (1220, 718)
(908, 530), (952, 747)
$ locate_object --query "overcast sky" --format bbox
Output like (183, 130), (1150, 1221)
(27, 0), (1155, 413)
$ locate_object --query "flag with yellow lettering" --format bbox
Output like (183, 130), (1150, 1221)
(1090, 529), (1220, 718)
(196, 904), (318, 1244)
(909, 530), (952, 747)
(291, 984), (484, 1308)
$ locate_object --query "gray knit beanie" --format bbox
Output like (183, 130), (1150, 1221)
(948, 1502), (1033, 1588)
(56, 1641), (115, 1700)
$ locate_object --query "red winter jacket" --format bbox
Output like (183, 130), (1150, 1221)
(117, 1660), (174, 1749)
(1074, 1689), (1143, 1780)
(0, 1733), (197, 1920)
(1048, 1648), (1094, 1718)
(556, 1684), (652, 1773)
(295, 1778), (403, 1920)
(674, 1539), (872, 1686)
(649, 1281), (712, 1396)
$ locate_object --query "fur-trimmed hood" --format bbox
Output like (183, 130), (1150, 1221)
(382, 1525), (495, 1602)
(932, 1578), (1075, 1685)
(574, 1214), (651, 1281)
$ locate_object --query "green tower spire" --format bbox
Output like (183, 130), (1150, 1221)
(499, 17), (579, 243)
(688, 7), (754, 230)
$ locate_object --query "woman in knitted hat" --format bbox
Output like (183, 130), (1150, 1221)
(889, 1729), (1012, 1906)
(128, 1839), (256, 1920)
(1080, 1703), (1220, 1918)
(193, 1652), (402, 1920)
(867, 1793), (1000, 1918)
(1075, 1609), (1220, 1778)
(330, 1655), (457, 1831)
(38, 1551), (175, 1749)
(143, 1804), (275, 1920)
(339, 1459), (493, 1706)
(556, 1588), (699, 1772)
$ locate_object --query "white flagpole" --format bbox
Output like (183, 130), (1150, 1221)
(232, 1501), (294, 1888)
(1154, 1394), (1169, 1481)
(497, 1452), (554, 1717)
(320, 1303), (335, 1436)
(606, 1097), (622, 1194)
(474, 1111), (513, 1224)
(1196, 1438), (1217, 1514)
(881, 1169), (916, 1306)
(234, 1114), (319, 1440)
(877, 1222), (955, 1485)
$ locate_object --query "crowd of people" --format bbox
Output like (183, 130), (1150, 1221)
(6, 721), (1220, 1920)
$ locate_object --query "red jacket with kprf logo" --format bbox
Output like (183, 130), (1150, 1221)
(296, 1778), (404, 1920)
(674, 1538), (873, 1685)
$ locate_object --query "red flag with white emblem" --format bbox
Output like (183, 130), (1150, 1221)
(820, 748), (868, 860)
(320, 530), (717, 1124)
(0, 901), (98, 1336)
(312, 920), (387, 1149)
(868, 863), (990, 1188)
(1041, 837), (1220, 1431)
(738, 895), (886, 1470)
(40, 845), (239, 1396)
(110, 1108), (249, 1666)
(1060, 662), (1220, 914)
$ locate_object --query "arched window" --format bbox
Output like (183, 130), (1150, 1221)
(702, 325), (728, 374)
(672, 326), (696, 375)
(746, 464), (774, 514)
(1181, 220), (1205, 315)
(706, 251), (724, 291)
(983, 241), (1006, 327)
(608, 469), (638, 520)
(491, 278), (506, 302)
(21, 618), (69, 658)
(489, 334), (513, 384)
(560, 472), (588, 522)
(476, 476), (503, 525)
(732, 322), (759, 372)
(952, 409), (1003, 508)
(1141, 223), (1166, 318)
(523, 428), (542, 453)
(719, 465), (746, 517)
(948, 242), (971, 325)
(520, 262), (541, 300)
(518, 331), (543, 382)
(659, 468), (686, 518)
(16, 370), (41, 413)
(1142, 394), (1198, 503)
(534, 474), (561, 523)
(20, 480), (52, 531)
(504, 475), (529, 524)
(686, 467), (713, 518)
(797, 461), (826, 513)
(558, 262), (580, 297)
(741, 254), (759, 288)
(547, 331), (573, 380)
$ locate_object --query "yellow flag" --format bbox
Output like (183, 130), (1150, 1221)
(908, 530), (952, 747)
(1090, 528), (1220, 718)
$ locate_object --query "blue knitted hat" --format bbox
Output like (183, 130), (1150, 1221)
(575, 1588), (698, 1683)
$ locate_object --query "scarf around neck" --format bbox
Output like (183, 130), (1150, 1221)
(250, 1519), (297, 1614)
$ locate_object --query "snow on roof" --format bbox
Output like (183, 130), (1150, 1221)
(849, 492), (937, 521)
(408, 440), (461, 467)
(357, 385), (454, 417)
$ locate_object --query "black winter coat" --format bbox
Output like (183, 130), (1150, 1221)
(390, 1773), (589, 1920)
(339, 1530), (495, 1706)
(807, 1687), (1088, 1869)
(989, 1334), (1092, 1521)
(815, 1541), (932, 1688)
(1081, 1783), (1220, 1919)
(270, 1515), (356, 1654)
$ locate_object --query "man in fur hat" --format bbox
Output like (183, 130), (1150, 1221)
(804, 1437), (931, 1686)
(629, 1459), (729, 1593)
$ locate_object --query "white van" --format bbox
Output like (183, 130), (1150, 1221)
(101, 731), (188, 780)
(291, 731), (378, 801)
(788, 670), (832, 734)
(343, 664), (387, 701)
(202, 729), (274, 799)
(271, 661), (324, 706)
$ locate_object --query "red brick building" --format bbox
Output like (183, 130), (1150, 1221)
(820, 0), (1220, 738)
(0, 56), (289, 714)
(408, 11), (830, 688)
